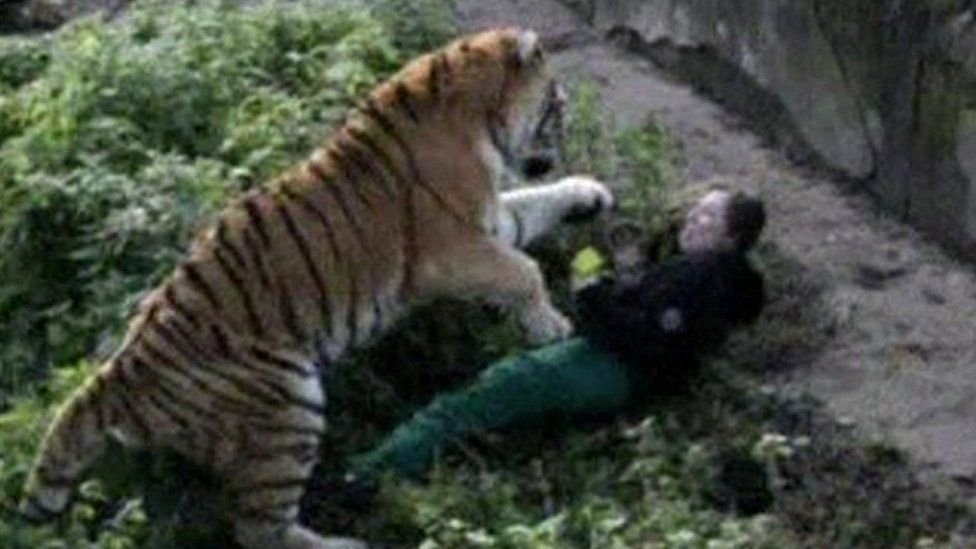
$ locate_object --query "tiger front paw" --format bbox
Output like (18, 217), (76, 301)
(558, 176), (615, 224)
(520, 301), (574, 344)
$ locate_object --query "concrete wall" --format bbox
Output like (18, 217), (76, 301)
(566, 0), (976, 257)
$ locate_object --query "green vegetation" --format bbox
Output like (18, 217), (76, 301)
(0, 0), (418, 403)
(0, 1), (972, 548)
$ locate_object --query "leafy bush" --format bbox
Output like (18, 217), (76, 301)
(0, 35), (51, 91)
(562, 78), (676, 225)
(0, 0), (410, 404)
(562, 79), (619, 179)
(368, 0), (457, 53)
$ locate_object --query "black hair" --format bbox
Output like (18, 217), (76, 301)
(726, 194), (766, 252)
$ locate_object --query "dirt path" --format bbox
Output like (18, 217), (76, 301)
(456, 0), (976, 483)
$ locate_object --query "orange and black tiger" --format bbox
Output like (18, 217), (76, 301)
(19, 28), (613, 548)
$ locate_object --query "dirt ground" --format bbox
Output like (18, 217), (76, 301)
(455, 0), (976, 488)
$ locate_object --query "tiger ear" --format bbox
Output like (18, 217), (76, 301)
(516, 30), (542, 66)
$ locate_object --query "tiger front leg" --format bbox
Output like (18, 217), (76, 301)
(496, 175), (614, 248)
(416, 237), (572, 344)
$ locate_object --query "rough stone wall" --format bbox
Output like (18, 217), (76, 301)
(567, 0), (976, 257)
(0, 0), (127, 34)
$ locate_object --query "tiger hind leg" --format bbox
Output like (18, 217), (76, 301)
(19, 375), (113, 520)
(225, 437), (367, 549)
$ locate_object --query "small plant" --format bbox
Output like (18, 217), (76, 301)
(563, 79), (618, 179)
(368, 0), (457, 54)
(0, 35), (51, 91)
(563, 77), (677, 232)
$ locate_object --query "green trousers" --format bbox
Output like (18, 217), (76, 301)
(348, 338), (632, 481)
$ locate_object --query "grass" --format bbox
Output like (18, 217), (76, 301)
(0, 1), (973, 548)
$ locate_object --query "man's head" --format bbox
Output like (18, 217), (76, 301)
(600, 189), (766, 279)
(678, 189), (766, 254)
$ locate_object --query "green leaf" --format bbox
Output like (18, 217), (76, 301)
(571, 246), (607, 279)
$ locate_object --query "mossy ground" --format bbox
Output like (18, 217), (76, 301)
(0, 1), (973, 547)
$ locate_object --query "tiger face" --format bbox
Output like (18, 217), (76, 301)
(477, 30), (567, 183)
(489, 77), (567, 187)
(513, 79), (567, 180)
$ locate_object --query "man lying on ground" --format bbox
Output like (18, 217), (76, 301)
(348, 189), (767, 482)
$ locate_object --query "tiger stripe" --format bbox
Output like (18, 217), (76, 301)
(242, 193), (272, 247)
(237, 506), (297, 524)
(229, 477), (309, 495)
(142, 389), (194, 432)
(155, 324), (291, 410)
(241, 227), (273, 291)
(216, 220), (248, 270)
(296, 172), (367, 351)
(238, 441), (318, 463)
(275, 200), (329, 312)
(115, 360), (188, 432)
(344, 126), (403, 197)
(275, 274), (307, 344)
(394, 82), (420, 123)
(346, 270), (363, 346)
(321, 145), (391, 344)
(245, 423), (324, 438)
(181, 262), (221, 311)
(128, 356), (224, 432)
(164, 285), (204, 330)
(202, 340), (320, 412)
(213, 247), (265, 337)
(278, 184), (341, 268)
(326, 145), (374, 209)
(314, 162), (371, 249)
(143, 323), (275, 415)
(110, 378), (152, 440)
(357, 98), (424, 292)
(249, 346), (313, 379)
(364, 100), (472, 229)
(427, 53), (444, 100)
(335, 134), (398, 200)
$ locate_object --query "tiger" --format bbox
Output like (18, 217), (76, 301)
(18, 28), (614, 549)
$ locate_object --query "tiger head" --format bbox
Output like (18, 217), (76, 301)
(512, 78), (567, 180)
(435, 28), (567, 181)
(485, 28), (567, 181)
(369, 28), (567, 183)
